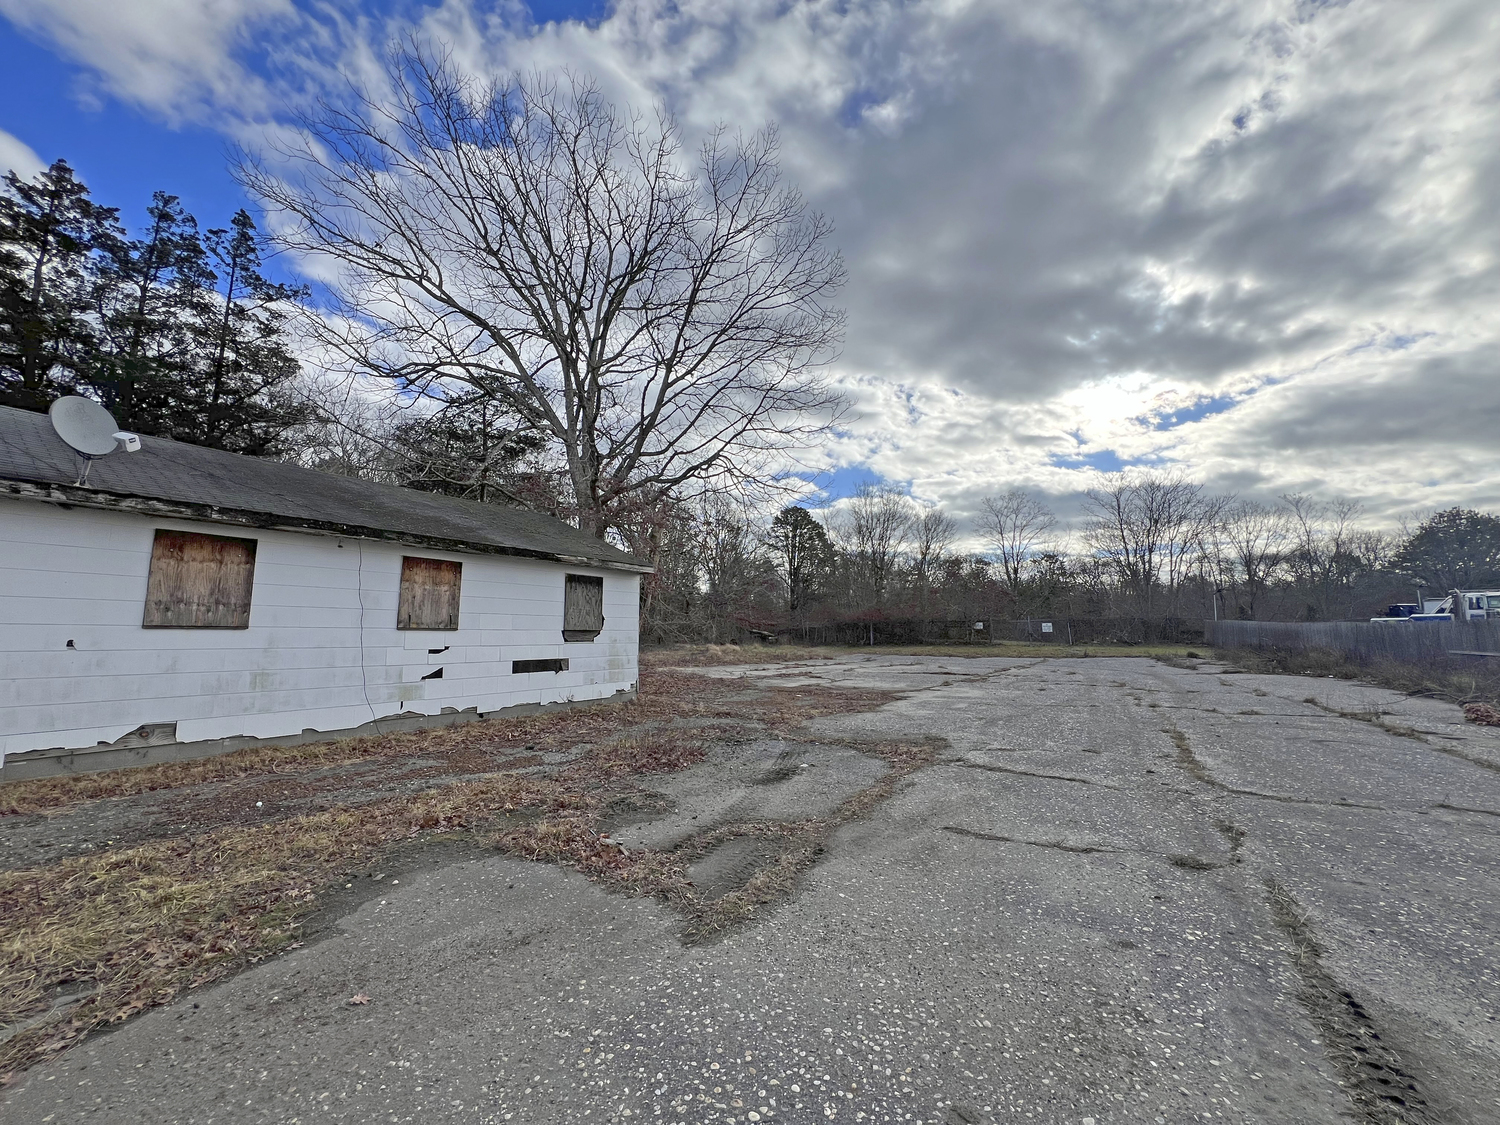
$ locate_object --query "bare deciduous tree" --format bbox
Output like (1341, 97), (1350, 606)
(831, 483), (912, 606)
(977, 489), (1057, 604)
(1280, 494), (1364, 620)
(1082, 472), (1228, 615)
(1218, 499), (1291, 619)
(242, 47), (846, 538)
(910, 506), (956, 589)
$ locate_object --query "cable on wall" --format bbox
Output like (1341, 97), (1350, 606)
(354, 540), (379, 725)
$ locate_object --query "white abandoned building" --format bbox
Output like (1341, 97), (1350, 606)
(0, 403), (648, 781)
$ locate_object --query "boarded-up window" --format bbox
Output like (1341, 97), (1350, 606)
(397, 557), (462, 630)
(513, 658), (568, 674)
(142, 529), (257, 629)
(563, 574), (605, 642)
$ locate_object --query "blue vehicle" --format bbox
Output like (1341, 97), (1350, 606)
(1373, 592), (1500, 622)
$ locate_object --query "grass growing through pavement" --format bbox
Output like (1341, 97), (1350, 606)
(1216, 645), (1500, 710)
(0, 773), (570, 1076)
(0, 665), (903, 1081)
(667, 736), (942, 943)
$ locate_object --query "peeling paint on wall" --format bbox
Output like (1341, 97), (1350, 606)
(0, 496), (641, 763)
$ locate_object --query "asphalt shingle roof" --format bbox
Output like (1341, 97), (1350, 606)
(0, 405), (648, 571)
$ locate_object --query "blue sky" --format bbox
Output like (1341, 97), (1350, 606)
(2, 0), (1497, 525)
(0, 20), (250, 224)
(0, 2), (606, 228)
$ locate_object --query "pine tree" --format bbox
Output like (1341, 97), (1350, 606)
(0, 160), (120, 410)
(1392, 508), (1500, 591)
(769, 505), (835, 616)
(195, 210), (312, 454)
(85, 192), (214, 434)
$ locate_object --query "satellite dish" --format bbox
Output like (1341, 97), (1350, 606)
(50, 396), (124, 456)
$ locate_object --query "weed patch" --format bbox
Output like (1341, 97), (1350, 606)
(0, 669), (904, 1080)
(1218, 646), (1500, 711)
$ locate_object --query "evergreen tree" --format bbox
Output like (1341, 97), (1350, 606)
(86, 191), (214, 435)
(195, 210), (312, 454)
(769, 505), (835, 616)
(379, 395), (545, 503)
(1392, 508), (1500, 591)
(3, 163), (312, 456)
(0, 160), (120, 410)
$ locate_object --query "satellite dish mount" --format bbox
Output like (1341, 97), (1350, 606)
(48, 396), (141, 485)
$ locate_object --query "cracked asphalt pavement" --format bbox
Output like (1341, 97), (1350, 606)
(5, 654), (1499, 1125)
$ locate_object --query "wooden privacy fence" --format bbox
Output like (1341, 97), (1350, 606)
(778, 616), (1206, 647)
(1205, 619), (1500, 663)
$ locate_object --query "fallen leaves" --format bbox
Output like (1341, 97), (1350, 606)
(0, 663), (908, 1080)
(1462, 701), (1500, 726)
(348, 994), (371, 1006)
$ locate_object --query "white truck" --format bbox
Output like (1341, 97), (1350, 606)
(1372, 591), (1500, 622)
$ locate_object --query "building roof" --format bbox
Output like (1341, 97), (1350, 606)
(0, 405), (649, 572)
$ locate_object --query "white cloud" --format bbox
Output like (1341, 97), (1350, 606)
(13, 0), (1499, 530)
(0, 0), (294, 122)
(0, 127), (43, 178)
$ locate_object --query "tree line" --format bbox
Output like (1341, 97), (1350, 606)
(631, 478), (1500, 643)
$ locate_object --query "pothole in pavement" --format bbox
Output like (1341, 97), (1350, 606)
(657, 735), (945, 943)
(685, 833), (807, 900)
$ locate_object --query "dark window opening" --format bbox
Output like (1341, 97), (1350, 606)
(397, 557), (462, 630)
(420, 667), (444, 680)
(562, 574), (604, 642)
(513, 658), (568, 674)
(142, 529), (257, 629)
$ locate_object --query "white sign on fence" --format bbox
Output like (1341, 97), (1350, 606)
(1041, 622), (1053, 633)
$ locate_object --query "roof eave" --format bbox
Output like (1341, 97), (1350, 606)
(0, 478), (655, 574)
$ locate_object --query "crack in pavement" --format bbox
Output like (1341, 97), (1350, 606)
(941, 825), (1115, 854)
(1162, 726), (1389, 811)
(1303, 697), (1428, 742)
(1304, 696), (1500, 777)
(946, 759), (1123, 789)
(941, 826), (1229, 871)
(1433, 801), (1500, 819)
(1421, 741), (1500, 776)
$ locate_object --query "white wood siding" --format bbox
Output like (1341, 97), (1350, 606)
(0, 496), (640, 761)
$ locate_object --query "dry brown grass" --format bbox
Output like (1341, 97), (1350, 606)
(0, 667), (909, 1081)
(0, 772), (569, 1076)
(0, 740), (372, 817)
(643, 641), (1201, 666)
(640, 643), (834, 668)
(1463, 702), (1500, 726)
(1, 668), (894, 820)
(1217, 645), (1500, 712)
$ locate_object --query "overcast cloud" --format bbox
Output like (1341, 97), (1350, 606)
(7, 0), (1498, 528)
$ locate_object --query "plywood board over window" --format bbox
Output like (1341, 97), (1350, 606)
(563, 574), (604, 641)
(397, 557), (462, 630)
(142, 529), (257, 628)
